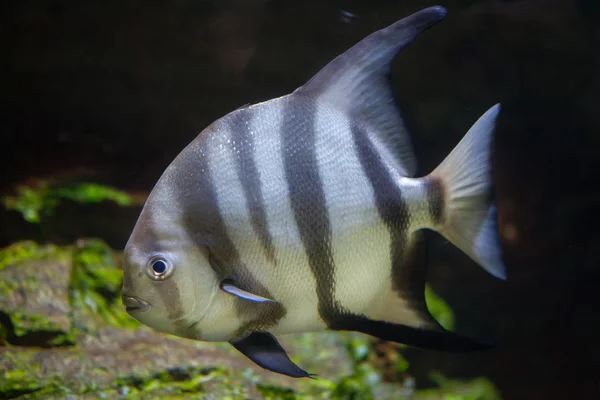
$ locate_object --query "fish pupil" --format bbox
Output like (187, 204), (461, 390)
(152, 260), (167, 274)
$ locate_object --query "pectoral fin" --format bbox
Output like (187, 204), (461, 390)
(220, 279), (276, 303)
(230, 332), (312, 378)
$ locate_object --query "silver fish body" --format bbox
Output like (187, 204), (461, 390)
(122, 5), (505, 378)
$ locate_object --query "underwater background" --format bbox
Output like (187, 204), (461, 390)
(1, 0), (599, 399)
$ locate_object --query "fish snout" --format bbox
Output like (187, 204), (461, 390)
(121, 294), (150, 312)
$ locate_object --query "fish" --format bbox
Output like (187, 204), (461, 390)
(121, 5), (506, 379)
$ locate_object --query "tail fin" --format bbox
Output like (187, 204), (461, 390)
(428, 104), (506, 280)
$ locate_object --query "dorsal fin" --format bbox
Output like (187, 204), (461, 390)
(294, 6), (448, 177)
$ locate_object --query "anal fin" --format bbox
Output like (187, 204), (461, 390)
(372, 231), (442, 330)
(336, 231), (494, 352)
(331, 314), (493, 352)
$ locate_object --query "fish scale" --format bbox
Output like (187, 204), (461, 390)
(311, 103), (394, 316)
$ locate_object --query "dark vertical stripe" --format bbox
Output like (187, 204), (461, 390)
(281, 97), (345, 325)
(171, 127), (285, 338)
(127, 209), (186, 323)
(351, 126), (416, 298)
(162, 280), (185, 321)
(228, 108), (277, 265)
(425, 176), (445, 226)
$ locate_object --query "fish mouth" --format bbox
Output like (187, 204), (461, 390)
(122, 295), (150, 312)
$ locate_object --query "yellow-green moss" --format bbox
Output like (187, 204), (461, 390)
(0, 369), (45, 398)
(68, 238), (140, 330)
(257, 384), (298, 400)
(0, 238), (138, 349)
(0, 240), (65, 271)
(112, 366), (211, 396)
(425, 283), (455, 331)
(108, 365), (261, 399)
(0, 279), (14, 298)
(5, 311), (75, 346)
(2, 181), (135, 223)
(416, 372), (502, 400)
(0, 351), (61, 399)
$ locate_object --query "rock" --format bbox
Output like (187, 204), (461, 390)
(0, 319), (373, 399)
(0, 244), (74, 347)
(2, 326), (281, 398)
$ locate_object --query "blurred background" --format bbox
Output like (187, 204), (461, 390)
(1, 0), (599, 399)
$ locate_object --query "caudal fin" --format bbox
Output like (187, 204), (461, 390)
(428, 104), (506, 280)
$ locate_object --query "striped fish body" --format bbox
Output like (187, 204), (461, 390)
(177, 93), (426, 338)
(122, 6), (506, 378)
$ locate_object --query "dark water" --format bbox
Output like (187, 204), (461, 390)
(1, 0), (599, 398)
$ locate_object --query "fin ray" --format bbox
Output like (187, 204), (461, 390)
(370, 231), (443, 331)
(332, 314), (493, 352)
(356, 233), (492, 353)
(221, 279), (276, 303)
(230, 332), (312, 378)
(428, 104), (506, 279)
(294, 6), (448, 177)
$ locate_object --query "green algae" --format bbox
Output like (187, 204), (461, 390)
(286, 331), (355, 379)
(0, 369), (45, 399)
(257, 384), (298, 400)
(425, 283), (455, 331)
(348, 335), (371, 362)
(0, 336), (258, 399)
(0, 240), (65, 272)
(0, 238), (137, 349)
(68, 238), (139, 331)
(330, 363), (382, 400)
(2, 180), (135, 224)
(53, 183), (133, 207)
(0, 372), (67, 400)
(8, 312), (61, 338)
(107, 365), (261, 399)
(416, 372), (502, 400)
(0, 243), (73, 347)
(0, 351), (62, 399)
(111, 366), (215, 396)
(4, 311), (76, 347)
(0, 278), (15, 299)
(2, 183), (58, 224)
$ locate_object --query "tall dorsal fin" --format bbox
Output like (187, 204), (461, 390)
(294, 6), (448, 177)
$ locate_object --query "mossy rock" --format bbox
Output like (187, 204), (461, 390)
(0, 248), (74, 347)
(415, 372), (502, 400)
(0, 325), (395, 399)
(0, 239), (135, 347)
(1, 327), (282, 399)
(67, 238), (139, 332)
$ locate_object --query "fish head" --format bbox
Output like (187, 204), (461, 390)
(121, 176), (220, 339)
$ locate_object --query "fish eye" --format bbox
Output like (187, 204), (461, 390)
(146, 256), (174, 281)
